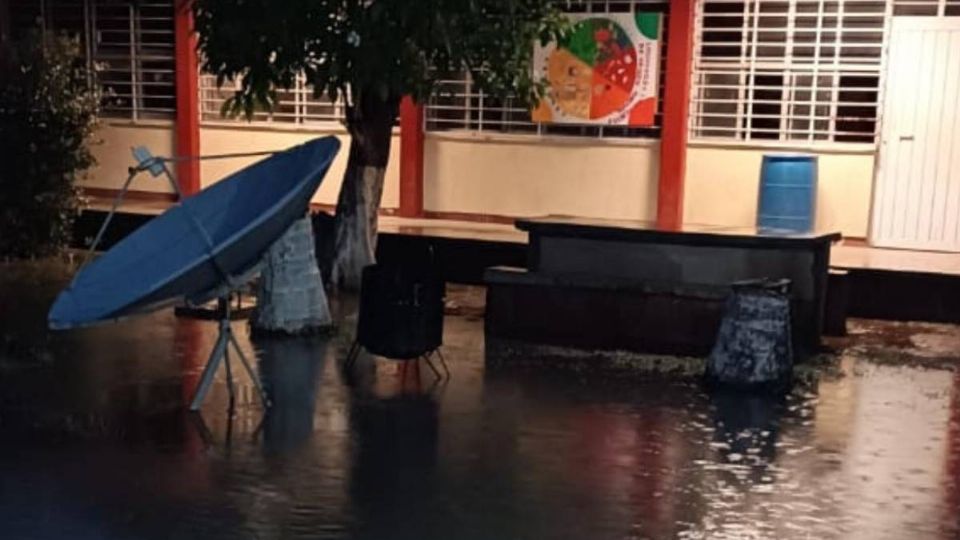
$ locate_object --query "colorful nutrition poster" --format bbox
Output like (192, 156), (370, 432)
(532, 13), (661, 126)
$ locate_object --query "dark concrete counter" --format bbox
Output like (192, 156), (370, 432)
(488, 216), (842, 356)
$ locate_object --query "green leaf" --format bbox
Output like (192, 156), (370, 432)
(191, 0), (571, 113)
(635, 13), (662, 41)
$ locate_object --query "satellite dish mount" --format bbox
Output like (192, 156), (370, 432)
(191, 295), (269, 411)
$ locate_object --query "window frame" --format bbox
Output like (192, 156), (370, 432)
(8, 0), (178, 121)
(689, 0), (890, 147)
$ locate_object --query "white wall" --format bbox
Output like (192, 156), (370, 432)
(424, 132), (660, 220)
(199, 125), (400, 208)
(684, 144), (877, 238)
(83, 120), (177, 194)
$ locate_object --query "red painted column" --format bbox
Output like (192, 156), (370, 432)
(398, 96), (425, 218)
(657, 0), (696, 230)
(174, 0), (201, 196)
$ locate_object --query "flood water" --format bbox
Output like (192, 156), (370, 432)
(1, 260), (959, 540)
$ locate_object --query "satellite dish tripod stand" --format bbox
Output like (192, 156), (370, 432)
(190, 294), (269, 412)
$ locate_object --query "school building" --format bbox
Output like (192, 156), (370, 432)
(5, 0), (960, 252)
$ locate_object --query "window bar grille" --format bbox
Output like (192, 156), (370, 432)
(828, 0), (845, 139)
(689, 1), (699, 132)
(745, 0), (762, 141)
(296, 73), (304, 124)
(464, 72), (473, 130)
(478, 82), (485, 133)
(83, 0), (94, 89)
(781, 0), (797, 141)
(11, 0), (175, 120)
(128, 2), (138, 122)
(90, 0), (97, 80)
(734, 0), (749, 139)
(807, 0), (824, 143)
(693, 0), (887, 143)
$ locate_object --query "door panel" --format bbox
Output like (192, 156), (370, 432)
(872, 18), (960, 251)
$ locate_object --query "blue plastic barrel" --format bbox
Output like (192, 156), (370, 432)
(757, 154), (818, 233)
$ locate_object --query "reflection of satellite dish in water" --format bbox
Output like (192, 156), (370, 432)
(48, 135), (342, 410)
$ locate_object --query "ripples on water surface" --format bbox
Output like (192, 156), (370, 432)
(0, 260), (958, 540)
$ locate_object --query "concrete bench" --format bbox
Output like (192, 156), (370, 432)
(485, 216), (841, 357)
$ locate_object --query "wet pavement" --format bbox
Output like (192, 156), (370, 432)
(1, 259), (958, 540)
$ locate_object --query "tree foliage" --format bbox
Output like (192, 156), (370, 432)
(192, 0), (570, 120)
(0, 33), (101, 259)
(193, 1), (570, 290)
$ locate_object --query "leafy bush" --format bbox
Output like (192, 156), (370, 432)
(0, 32), (101, 259)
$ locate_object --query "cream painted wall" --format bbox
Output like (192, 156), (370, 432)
(80, 122), (400, 208)
(84, 121), (876, 238)
(84, 121), (176, 194)
(199, 125), (400, 208)
(424, 133), (660, 220)
(684, 145), (876, 237)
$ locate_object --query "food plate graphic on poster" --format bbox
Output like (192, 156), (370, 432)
(532, 13), (661, 126)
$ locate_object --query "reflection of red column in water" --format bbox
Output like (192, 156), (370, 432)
(168, 317), (215, 495)
(176, 318), (206, 408)
(574, 408), (673, 537)
(632, 411), (676, 539)
(175, 318), (208, 460)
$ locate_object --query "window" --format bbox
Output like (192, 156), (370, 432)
(893, 0), (960, 15)
(8, 0), (176, 120)
(199, 74), (346, 126)
(425, 0), (670, 139)
(691, 0), (887, 144)
(92, 1), (176, 119)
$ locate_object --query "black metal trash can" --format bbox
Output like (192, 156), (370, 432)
(356, 261), (445, 360)
(705, 278), (793, 392)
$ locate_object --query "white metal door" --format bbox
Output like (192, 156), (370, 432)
(871, 18), (960, 252)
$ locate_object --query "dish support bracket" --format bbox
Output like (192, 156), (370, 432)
(83, 146), (184, 263)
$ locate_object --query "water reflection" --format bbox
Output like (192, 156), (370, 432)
(709, 390), (784, 468)
(833, 364), (955, 540)
(258, 336), (329, 453)
(347, 385), (440, 540)
(2, 260), (960, 539)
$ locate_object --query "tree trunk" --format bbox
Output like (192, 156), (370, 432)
(251, 215), (333, 335)
(329, 91), (399, 290)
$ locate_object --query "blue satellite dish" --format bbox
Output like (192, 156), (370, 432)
(49, 135), (341, 330)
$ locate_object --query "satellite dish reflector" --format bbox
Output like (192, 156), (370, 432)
(49, 135), (341, 330)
